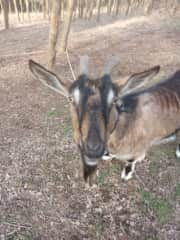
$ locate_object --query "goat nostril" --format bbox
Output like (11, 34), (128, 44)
(85, 142), (104, 156)
(87, 142), (99, 152)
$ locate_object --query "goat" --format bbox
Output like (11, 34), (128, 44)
(29, 57), (180, 184)
(104, 66), (180, 180)
(29, 56), (118, 185)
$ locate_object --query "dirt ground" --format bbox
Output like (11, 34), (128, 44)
(0, 13), (180, 240)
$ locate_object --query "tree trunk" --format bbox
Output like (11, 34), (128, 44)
(48, 0), (61, 69)
(78, 0), (84, 18)
(9, 0), (13, 15)
(87, 0), (94, 20)
(42, 0), (46, 19)
(61, 0), (64, 20)
(13, 0), (20, 22)
(107, 0), (114, 15)
(20, 0), (24, 22)
(25, 0), (31, 21)
(97, 0), (102, 21)
(84, 0), (89, 19)
(115, 0), (121, 16)
(59, 0), (74, 53)
(45, 0), (50, 19)
(126, 0), (131, 15)
(1, 0), (9, 29)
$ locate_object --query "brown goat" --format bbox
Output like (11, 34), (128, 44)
(29, 57), (180, 184)
(29, 56), (118, 185)
(104, 66), (180, 180)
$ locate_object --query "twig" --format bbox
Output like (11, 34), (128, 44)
(3, 222), (32, 229)
(66, 49), (76, 81)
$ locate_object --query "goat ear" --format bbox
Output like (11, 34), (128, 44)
(29, 60), (69, 98)
(119, 65), (160, 97)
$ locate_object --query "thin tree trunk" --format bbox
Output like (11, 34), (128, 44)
(79, 0), (84, 18)
(48, 0), (61, 69)
(97, 0), (101, 21)
(42, 0), (46, 19)
(45, 0), (50, 19)
(84, 0), (89, 19)
(9, 0), (13, 15)
(59, 0), (74, 53)
(20, 0), (24, 22)
(25, 0), (31, 21)
(107, 0), (114, 15)
(61, 0), (64, 20)
(1, 0), (9, 29)
(13, 0), (20, 22)
(126, 0), (131, 15)
(87, 0), (94, 20)
(115, 0), (121, 16)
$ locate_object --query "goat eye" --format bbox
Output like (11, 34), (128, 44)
(68, 96), (74, 103)
(116, 102), (126, 113)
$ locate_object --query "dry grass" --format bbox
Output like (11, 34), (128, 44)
(0, 13), (180, 239)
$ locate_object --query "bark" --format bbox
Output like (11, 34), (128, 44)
(61, 0), (64, 19)
(59, 0), (74, 53)
(45, 0), (50, 19)
(13, 0), (20, 22)
(20, 0), (24, 22)
(1, 0), (9, 29)
(115, 0), (121, 16)
(78, 0), (84, 18)
(126, 0), (131, 15)
(87, 0), (94, 20)
(97, 0), (101, 21)
(25, 0), (31, 21)
(42, 0), (46, 19)
(48, 0), (61, 69)
(107, 0), (114, 15)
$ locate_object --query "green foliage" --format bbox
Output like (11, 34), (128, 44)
(175, 183), (180, 197)
(141, 190), (174, 224)
(64, 124), (72, 136)
(47, 109), (59, 117)
(96, 164), (121, 186)
(96, 170), (110, 186)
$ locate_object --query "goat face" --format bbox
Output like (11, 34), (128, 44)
(29, 57), (117, 184)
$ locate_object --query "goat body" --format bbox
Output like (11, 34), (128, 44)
(106, 70), (180, 180)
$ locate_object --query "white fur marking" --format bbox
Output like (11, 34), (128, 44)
(176, 145), (180, 158)
(107, 89), (115, 105)
(121, 162), (135, 181)
(73, 88), (81, 104)
(85, 156), (98, 166)
(102, 155), (112, 161)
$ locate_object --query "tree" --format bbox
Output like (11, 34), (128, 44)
(107, 0), (114, 15)
(59, 0), (75, 53)
(13, 0), (20, 22)
(115, 0), (121, 16)
(47, 0), (61, 69)
(1, 0), (9, 29)
(97, 0), (102, 21)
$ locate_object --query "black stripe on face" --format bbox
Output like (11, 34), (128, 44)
(79, 145), (97, 183)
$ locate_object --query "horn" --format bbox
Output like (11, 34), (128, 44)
(101, 56), (119, 76)
(80, 55), (89, 75)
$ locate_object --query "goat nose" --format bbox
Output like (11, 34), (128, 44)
(87, 141), (100, 152)
(86, 141), (104, 157)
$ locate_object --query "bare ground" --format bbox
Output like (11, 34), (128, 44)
(0, 13), (180, 239)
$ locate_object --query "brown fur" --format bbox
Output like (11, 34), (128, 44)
(107, 71), (180, 164)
